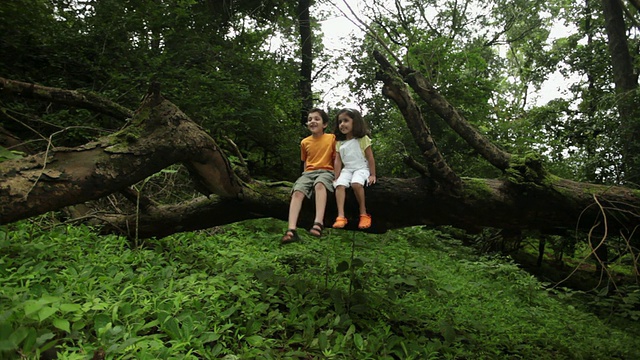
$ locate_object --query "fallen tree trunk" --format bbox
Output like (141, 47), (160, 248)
(0, 78), (638, 243)
(96, 175), (638, 240)
(0, 88), (242, 224)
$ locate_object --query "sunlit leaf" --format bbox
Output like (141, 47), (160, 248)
(53, 318), (71, 333)
(38, 306), (57, 322)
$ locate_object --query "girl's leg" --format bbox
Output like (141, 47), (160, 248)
(332, 185), (348, 228)
(352, 182), (367, 215)
(335, 185), (346, 218)
(352, 182), (372, 229)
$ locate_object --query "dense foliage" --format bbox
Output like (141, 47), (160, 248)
(1, 220), (638, 359)
(341, 0), (639, 183)
(0, 0), (307, 179)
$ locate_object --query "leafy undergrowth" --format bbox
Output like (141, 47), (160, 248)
(1, 220), (639, 359)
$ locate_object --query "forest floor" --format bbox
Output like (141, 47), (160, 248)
(512, 245), (637, 292)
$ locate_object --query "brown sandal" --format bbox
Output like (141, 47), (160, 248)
(309, 222), (324, 237)
(281, 229), (300, 244)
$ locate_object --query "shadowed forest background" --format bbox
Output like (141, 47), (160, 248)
(1, 0), (640, 358)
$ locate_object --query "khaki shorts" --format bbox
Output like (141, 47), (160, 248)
(292, 170), (335, 198)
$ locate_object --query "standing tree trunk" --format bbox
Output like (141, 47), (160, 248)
(298, 0), (314, 125)
(601, 0), (640, 184)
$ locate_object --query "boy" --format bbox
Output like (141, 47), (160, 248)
(281, 108), (336, 243)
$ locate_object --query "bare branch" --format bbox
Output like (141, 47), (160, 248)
(0, 77), (134, 121)
(325, 0), (403, 65)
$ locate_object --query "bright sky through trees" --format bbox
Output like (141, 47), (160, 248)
(316, 0), (579, 110)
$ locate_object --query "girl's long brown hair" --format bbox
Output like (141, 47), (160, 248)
(334, 108), (370, 141)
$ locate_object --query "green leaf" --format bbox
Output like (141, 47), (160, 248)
(220, 306), (238, 319)
(440, 321), (456, 344)
(94, 314), (111, 333)
(24, 301), (43, 319)
(8, 326), (29, 347)
(163, 317), (181, 339)
(245, 335), (264, 346)
(199, 331), (221, 344)
(38, 306), (58, 322)
(336, 261), (349, 272)
(59, 303), (82, 313)
(0, 339), (16, 351)
(402, 276), (417, 286)
(353, 333), (364, 350)
(40, 295), (61, 304)
(0, 146), (22, 161)
(318, 332), (328, 351)
(351, 258), (365, 268)
(22, 328), (38, 352)
(52, 318), (71, 333)
(36, 332), (55, 346)
(72, 320), (87, 332)
(0, 322), (13, 341)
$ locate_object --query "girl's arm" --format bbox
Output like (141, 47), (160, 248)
(364, 146), (376, 185)
(334, 152), (343, 181)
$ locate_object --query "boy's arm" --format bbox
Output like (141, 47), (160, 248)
(364, 146), (376, 185)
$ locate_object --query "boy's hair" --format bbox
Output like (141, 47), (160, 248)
(308, 108), (330, 124)
(334, 108), (370, 141)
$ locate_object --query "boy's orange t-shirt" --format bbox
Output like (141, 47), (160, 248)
(300, 133), (336, 172)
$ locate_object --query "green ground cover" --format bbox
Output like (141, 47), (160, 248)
(1, 220), (638, 359)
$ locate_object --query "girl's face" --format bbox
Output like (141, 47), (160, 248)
(337, 113), (354, 138)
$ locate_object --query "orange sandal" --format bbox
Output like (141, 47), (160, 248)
(358, 214), (372, 229)
(332, 216), (348, 229)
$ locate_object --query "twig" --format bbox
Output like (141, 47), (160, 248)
(326, 0), (403, 65)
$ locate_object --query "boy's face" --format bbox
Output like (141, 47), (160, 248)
(306, 111), (327, 135)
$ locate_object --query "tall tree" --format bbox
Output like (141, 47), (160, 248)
(600, 0), (640, 184)
(298, 0), (314, 125)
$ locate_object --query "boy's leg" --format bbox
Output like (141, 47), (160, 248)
(313, 182), (327, 225)
(287, 190), (305, 230)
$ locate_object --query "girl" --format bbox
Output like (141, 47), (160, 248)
(332, 108), (376, 229)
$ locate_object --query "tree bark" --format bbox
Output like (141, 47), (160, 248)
(0, 77), (133, 121)
(95, 175), (639, 240)
(600, 0), (640, 183)
(298, 0), (314, 125)
(399, 67), (512, 171)
(373, 51), (462, 190)
(0, 87), (242, 224)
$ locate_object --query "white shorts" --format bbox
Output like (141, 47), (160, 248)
(334, 168), (370, 188)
